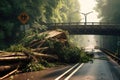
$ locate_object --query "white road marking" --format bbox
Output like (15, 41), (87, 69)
(54, 63), (79, 80)
(64, 63), (84, 80)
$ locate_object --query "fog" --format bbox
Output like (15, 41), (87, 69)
(70, 35), (119, 53)
(70, 35), (97, 49)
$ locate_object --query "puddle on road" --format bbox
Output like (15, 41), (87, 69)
(94, 57), (108, 61)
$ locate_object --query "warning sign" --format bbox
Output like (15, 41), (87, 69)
(18, 12), (29, 24)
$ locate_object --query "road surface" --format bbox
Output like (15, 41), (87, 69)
(69, 50), (120, 80)
(5, 49), (120, 80)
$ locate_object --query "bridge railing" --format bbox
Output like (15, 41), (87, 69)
(46, 22), (120, 26)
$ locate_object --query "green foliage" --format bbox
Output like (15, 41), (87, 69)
(19, 28), (48, 46)
(41, 60), (55, 67)
(0, 0), (81, 49)
(31, 21), (47, 32)
(22, 60), (55, 72)
(80, 51), (90, 63)
(65, 0), (81, 22)
(23, 62), (45, 72)
(6, 44), (27, 52)
(42, 36), (91, 63)
(56, 45), (81, 63)
(95, 0), (120, 23)
(37, 33), (48, 40)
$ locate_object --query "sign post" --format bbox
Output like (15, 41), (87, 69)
(18, 12), (30, 34)
(18, 12), (29, 24)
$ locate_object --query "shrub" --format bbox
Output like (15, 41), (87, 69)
(57, 46), (81, 63)
(22, 60), (56, 72)
(6, 44), (27, 52)
(80, 51), (93, 63)
(22, 62), (45, 72)
(41, 60), (55, 67)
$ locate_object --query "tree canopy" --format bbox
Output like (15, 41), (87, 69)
(95, 0), (120, 23)
(0, 0), (81, 49)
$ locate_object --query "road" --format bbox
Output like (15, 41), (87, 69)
(68, 50), (120, 80)
(5, 49), (120, 80)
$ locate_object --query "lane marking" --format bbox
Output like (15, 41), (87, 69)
(54, 63), (79, 80)
(64, 63), (84, 80)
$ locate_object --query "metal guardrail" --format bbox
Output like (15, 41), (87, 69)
(101, 48), (120, 64)
(46, 22), (120, 26)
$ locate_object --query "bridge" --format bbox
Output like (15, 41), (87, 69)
(45, 22), (120, 35)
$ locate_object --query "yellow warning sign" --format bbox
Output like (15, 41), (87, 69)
(18, 12), (29, 24)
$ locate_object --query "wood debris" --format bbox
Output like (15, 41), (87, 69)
(0, 30), (68, 79)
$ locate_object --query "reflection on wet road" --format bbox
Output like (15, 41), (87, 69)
(69, 50), (120, 80)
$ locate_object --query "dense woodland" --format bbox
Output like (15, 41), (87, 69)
(0, 0), (81, 49)
(95, 0), (120, 53)
(1, 0), (120, 49)
(1, 0), (120, 78)
(0, 1), (86, 77)
(95, 0), (120, 23)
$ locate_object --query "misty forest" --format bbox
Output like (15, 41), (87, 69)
(95, 0), (120, 23)
(1, 0), (120, 79)
(0, 0), (81, 49)
(0, 0), (120, 49)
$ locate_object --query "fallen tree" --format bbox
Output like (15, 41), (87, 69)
(0, 67), (19, 80)
(0, 50), (58, 78)
(0, 29), (82, 78)
(0, 63), (20, 72)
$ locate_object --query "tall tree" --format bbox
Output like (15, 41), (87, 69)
(0, 0), (81, 49)
(95, 0), (120, 23)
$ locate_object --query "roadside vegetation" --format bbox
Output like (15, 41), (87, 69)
(1, 29), (91, 73)
(0, 0), (81, 49)
(0, 0), (92, 77)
